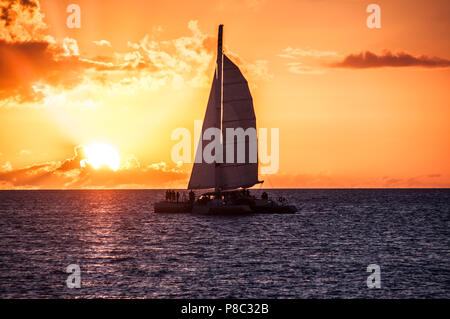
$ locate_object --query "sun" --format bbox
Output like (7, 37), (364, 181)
(80, 142), (121, 171)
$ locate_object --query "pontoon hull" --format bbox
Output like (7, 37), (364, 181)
(191, 204), (252, 215)
(154, 201), (193, 214)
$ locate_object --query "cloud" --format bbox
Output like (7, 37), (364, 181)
(56, 145), (85, 172)
(286, 62), (326, 75)
(279, 47), (450, 73)
(0, 15), (216, 103)
(0, 0), (47, 42)
(278, 47), (337, 75)
(278, 47), (338, 59)
(1, 161), (12, 171)
(124, 20), (216, 88)
(0, 161), (56, 188)
(61, 37), (79, 56)
(0, 39), (86, 102)
(19, 149), (31, 156)
(120, 20), (271, 89)
(0, 1), (115, 102)
(224, 51), (273, 82)
(1, 3), (269, 106)
(246, 59), (272, 81)
(0, 1), (91, 102)
(93, 40), (112, 47)
(330, 51), (450, 69)
(0, 146), (188, 189)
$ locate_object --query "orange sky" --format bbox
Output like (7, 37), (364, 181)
(0, 0), (449, 189)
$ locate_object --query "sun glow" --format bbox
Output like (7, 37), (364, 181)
(80, 142), (121, 171)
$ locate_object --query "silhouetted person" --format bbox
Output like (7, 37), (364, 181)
(176, 192), (180, 203)
(262, 192), (268, 200)
(189, 190), (195, 203)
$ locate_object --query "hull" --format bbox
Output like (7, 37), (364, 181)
(154, 201), (192, 214)
(251, 204), (297, 214)
(192, 203), (252, 215)
(153, 194), (297, 215)
(251, 199), (297, 214)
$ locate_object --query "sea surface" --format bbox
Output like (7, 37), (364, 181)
(0, 189), (448, 298)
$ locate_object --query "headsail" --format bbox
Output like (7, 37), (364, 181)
(188, 25), (259, 190)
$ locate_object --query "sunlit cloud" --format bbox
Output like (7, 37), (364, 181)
(278, 47), (338, 75)
(61, 37), (79, 56)
(0, 145), (188, 189)
(1, 4), (270, 106)
(0, 0), (47, 42)
(93, 40), (112, 47)
(278, 47), (338, 59)
(286, 62), (326, 75)
(19, 149), (31, 156)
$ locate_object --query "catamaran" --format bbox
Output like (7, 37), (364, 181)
(154, 25), (296, 215)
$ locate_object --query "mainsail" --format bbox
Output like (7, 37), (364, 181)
(188, 76), (219, 189)
(188, 25), (259, 191)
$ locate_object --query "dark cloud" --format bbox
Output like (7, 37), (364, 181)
(0, 2), (14, 26)
(330, 51), (450, 69)
(20, 0), (38, 8)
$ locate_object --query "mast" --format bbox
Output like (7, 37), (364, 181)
(215, 24), (223, 193)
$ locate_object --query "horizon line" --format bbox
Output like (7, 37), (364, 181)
(1, 187), (449, 191)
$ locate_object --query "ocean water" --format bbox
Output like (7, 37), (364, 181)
(0, 189), (448, 299)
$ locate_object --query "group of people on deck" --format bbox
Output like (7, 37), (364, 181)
(165, 190), (179, 202)
(165, 190), (196, 203)
(165, 188), (271, 204)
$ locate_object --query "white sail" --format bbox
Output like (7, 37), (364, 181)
(220, 54), (258, 190)
(188, 76), (219, 189)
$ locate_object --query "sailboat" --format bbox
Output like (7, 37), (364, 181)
(154, 25), (296, 215)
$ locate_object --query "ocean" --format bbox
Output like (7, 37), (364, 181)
(0, 189), (448, 298)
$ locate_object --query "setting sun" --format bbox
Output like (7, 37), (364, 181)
(80, 142), (121, 171)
